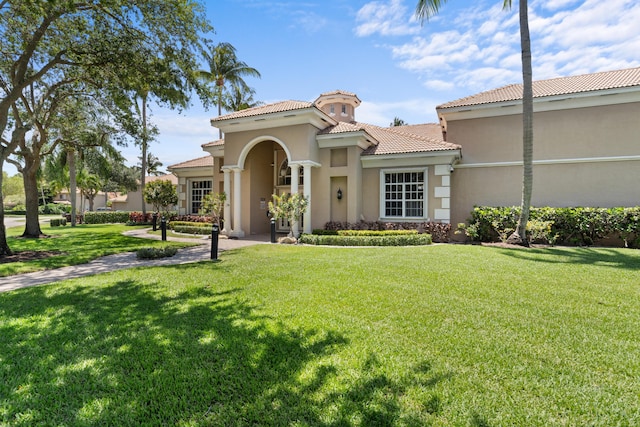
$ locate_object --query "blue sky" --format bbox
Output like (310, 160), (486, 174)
(6, 0), (640, 176)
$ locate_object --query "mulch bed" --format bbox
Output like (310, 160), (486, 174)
(0, 250), (63, 264)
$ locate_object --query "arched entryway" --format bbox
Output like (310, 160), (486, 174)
(222, 136), (318, 237)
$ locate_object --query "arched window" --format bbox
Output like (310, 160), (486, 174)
(278, 159), (303, 186)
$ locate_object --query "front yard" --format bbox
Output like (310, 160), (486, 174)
(1, 242), (639, 425)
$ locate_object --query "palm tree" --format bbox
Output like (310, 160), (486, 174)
(199, 42), (261, 138)
(223, 82), (263, 112)
(416, 0), (533, 246)
(390, 117), (407, 127)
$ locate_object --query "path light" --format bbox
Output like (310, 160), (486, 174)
(337, 188), (343, 200)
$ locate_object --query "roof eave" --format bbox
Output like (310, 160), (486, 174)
(437, 86), (640, 122)
(211, 107), (337, 133)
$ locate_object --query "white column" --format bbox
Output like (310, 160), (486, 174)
(222, 168), (232, 234)
(302, 163), (312, 234)
(289, 163), (299, 237)
(230, 167), (245, 237)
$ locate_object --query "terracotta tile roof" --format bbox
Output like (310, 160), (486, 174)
(438, 67), (640, 109)
(317, 89), (358, 98)
(146, 173), (178, 185)
(201, 139), (224, 148)
(167, 155), (213, 169)
(320, 121), (459, 155)
(390, 123), (445, 140)
(360, 123), (460, 156)
(317, 121), (367, 135)
(211, 100), (313, 122)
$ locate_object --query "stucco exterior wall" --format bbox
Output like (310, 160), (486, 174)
(447, 101), (640, 226)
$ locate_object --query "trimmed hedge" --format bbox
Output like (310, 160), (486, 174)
(299, 233), (433, 246)
(324, 220), (451, 243)
(136, 246), (178, 259)
(84, 211), (131, 224)
(170, 221), (213, 235)
(50, 218), (67, 227)
(466, 206), (640, 247)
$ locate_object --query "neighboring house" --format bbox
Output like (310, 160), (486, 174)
(168, 67), (640, 237)
(53, 190), (115, 212)
(110, 174), (179, 212)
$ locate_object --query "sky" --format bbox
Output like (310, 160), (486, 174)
(5, 0), (640, 176)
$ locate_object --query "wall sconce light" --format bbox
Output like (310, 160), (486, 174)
(337, 188), (343, 200)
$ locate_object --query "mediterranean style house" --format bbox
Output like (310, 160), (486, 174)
(168, 67), (640, 237)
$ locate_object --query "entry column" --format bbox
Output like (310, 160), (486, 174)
(289, 163), (300, 237)
(221, 167), (232, 235)
(230, 167), (245, 238)
(302, 163), (312, 234)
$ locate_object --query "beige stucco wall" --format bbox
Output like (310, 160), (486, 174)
(446, 101), (640, 226)
(223, 124), (321, 168)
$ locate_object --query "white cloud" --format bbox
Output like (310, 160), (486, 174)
(355, 0), (419, 37)
(362, 0), (640, 96)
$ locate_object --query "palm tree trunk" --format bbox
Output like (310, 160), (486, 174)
(508, 0), (533, 246)
(141, 93), (148, 216)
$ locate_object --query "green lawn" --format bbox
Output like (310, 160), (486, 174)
(1, 244), (639, 426)
(1, 223), (193, 277)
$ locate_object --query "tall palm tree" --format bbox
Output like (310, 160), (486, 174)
(223, 82), (263, 112)
(416, 0), (533, 246)
(199, 42), (261, 138)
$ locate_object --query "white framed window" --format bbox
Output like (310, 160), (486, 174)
(380, 168), (427, 219)
(277, 159), (303, 186)
(190, 180), (212, 214)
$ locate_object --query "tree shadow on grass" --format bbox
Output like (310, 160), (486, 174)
(0, 274), (450, 426)
(490, 246), (640, 271)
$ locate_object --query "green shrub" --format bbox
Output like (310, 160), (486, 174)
(84, 211), (131, 224)
(299, 233), (432, 246)
(337, 229), (418, 237)
(467, 206), (640, 247)
(49, 218), (67, 227)
(323, 220), (451, 242)
(170, 221), (213, 235)
(136, 246), (178, 260)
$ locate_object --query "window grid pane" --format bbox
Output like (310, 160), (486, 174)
(383, 171), (424, 218)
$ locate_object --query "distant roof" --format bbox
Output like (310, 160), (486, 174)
(211, 100), (313, 122)
(438, 67), (640, 109)
(167, 155), (213, 170)
(146, 173), (178, 185)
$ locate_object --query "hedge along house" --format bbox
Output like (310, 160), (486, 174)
(437, 67), (640, 227)
(173, 90), (462, 237)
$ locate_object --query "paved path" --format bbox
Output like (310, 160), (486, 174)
(0, 229), (269, 293)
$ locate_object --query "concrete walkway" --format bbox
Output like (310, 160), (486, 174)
(0, 229), (269, 293)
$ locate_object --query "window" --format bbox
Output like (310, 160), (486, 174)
(191, 180), (212, 213)
(341, 104), (347, 115)
(381, 169), (426, 218)
(329, 104), (335, 114)
(278, 159), (303, 186)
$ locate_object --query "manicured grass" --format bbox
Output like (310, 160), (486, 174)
(1, 224), (194, 277)
(1, 244), (639, 425)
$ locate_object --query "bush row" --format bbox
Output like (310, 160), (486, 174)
(50, 218), (67, 227)
(170, 221), (213, 235)
(324, 220), (451, 243)
(313, 229), (418, 237)
(136, 246), (178, 259)
(466, 206), (640, 247)
(83, 211), (131, 224)
(299, 233), (433, 246)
